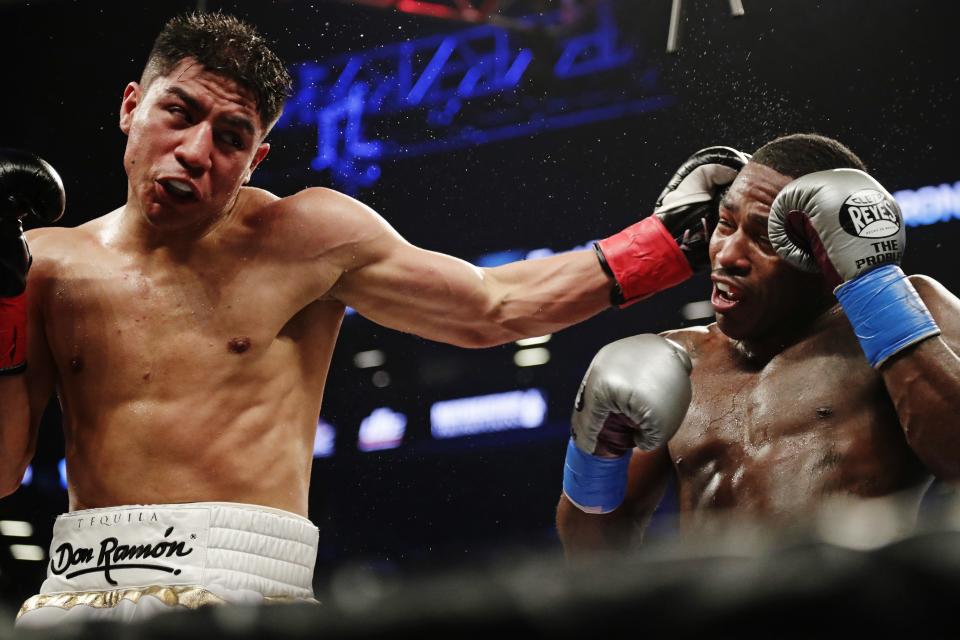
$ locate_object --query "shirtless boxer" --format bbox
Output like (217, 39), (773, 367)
(0, 13), (749, 625)
(557, 134), (960, 554)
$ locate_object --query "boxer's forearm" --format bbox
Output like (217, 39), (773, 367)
(0, 375), (34, 496)
(479, 249), (612, 343)
(882, 337), (960, 480)
(337, 247), (611, 348)
(556, 450), (670, 557)
(556, 493), (636, 557)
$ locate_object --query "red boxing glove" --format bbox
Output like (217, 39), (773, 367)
(596, 147), (748, 307)
(0, 292), (27, 374)
(595, 216), (693, 307)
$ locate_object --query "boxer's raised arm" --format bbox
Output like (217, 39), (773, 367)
(557, 448), (674, 556)
(0, 278), (56, 496)
(880, 277), (960, 480)
(555, 334), (691, 556)
(768, 169), (960, 479)
(0, 149), (64, 495)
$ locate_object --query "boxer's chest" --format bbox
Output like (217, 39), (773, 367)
(668, 335), (899, 485)
(42, 253), (310, 377)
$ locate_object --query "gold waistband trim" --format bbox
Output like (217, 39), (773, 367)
(18, 585), (320, 619)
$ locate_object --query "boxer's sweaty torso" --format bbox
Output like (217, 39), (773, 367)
(665, 308), (930, 529)
(26, 187), (346, 516)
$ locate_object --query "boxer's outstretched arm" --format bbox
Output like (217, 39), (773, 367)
(880, 276), (960, 480)
(310, 146), (747, 345)
(556, 448), (673, 557)
(307, 188), (612, 347)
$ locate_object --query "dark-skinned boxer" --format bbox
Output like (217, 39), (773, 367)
(557, 134), (960, 553)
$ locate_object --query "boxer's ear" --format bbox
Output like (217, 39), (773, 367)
(119, 82), (142, 136)
(243, 143), (270, 185)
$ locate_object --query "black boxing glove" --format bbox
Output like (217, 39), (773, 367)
(595, 146), (750, 306)
(0, 148), (65, 374)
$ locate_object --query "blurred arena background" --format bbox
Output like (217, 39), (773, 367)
(1, 0), (959, 633)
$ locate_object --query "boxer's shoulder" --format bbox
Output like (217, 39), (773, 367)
(246, 187), (396, 268)
(239, 187), (373, 236)
(24, 217), (105, 277)
(660, 324), (718, 362)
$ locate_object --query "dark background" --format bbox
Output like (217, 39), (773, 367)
(1, 0), (958, 614)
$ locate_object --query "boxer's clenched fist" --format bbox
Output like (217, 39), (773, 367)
(562, 334), (693, 514)
(0, 148), (65, 373)
(768, 169), (939, 367)
(596, 146), (749, 307)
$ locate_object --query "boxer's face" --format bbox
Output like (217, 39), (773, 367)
(119, 58), (270, 232)
(709, 162), (830, 341)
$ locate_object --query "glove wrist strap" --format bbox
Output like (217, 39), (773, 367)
(596, 216), (692, 308)
(835, 264), (941, 368)
(0, 292), (27, 375)
(562, 438), (630, 514)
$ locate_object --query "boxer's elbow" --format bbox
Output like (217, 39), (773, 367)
(446, 326), (513, 349)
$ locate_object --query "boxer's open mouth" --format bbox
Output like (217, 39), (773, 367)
(715, 281), (741, 301)
(711, 279), (744, 312)
(157, 179), (198, 202)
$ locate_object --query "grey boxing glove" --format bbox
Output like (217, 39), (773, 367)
(563, 334), (693, 513)
(768, 169), (940, 368)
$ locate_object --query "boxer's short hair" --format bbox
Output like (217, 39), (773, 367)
(140, 12), (292, 131)
(752, 133), (867, 178)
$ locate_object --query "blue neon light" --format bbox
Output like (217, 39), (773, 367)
(358, 407), (408, 452)
(276, 4), (672, 192)
(58, 458), (67, 490)
(314, 419), (336, 459)
(894, 181), (960, 227)
(431, 388), (547, 439)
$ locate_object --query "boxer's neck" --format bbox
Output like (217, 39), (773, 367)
(117, 185), (245, 256)
(731, 296), (840, 366)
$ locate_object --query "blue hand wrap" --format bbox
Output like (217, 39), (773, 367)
(562, 438), (631, 514)
(835, 264), (941, 368)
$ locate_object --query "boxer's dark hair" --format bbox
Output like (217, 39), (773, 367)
(752, 133), (866, 177)
(141, 12), (291, 131)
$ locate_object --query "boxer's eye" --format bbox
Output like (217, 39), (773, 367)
(168, 106), (191, 122)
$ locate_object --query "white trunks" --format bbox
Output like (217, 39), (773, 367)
(16, 502), (319, 628)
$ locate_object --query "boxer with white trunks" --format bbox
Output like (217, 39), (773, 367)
(0, 12), (747, 625)
(17, 503), (317, 626)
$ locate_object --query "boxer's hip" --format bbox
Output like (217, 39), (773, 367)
(17, 502), (319, 626)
